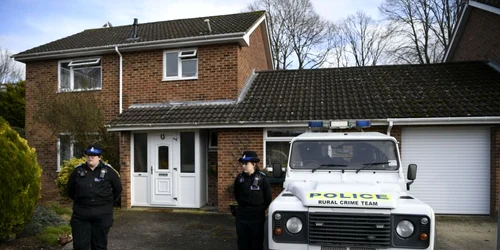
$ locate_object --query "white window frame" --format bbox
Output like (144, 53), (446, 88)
(163, 48), (198, 81)
(263, 128), (307, 172)
(57, 135), (79, 172)
(58, 57), (102, 92)
(208, 130), (218, 151)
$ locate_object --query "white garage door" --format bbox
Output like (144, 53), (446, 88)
(401, 126), (490, 214)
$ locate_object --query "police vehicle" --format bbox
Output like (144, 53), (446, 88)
(266, 120), (435, 250)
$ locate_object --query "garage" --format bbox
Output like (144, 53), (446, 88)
(401, 126), (491, 214)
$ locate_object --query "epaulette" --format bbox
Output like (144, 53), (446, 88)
(258, 171), (266, 177)
(74, 163), (83, 168)
(104, 163), (120, 177)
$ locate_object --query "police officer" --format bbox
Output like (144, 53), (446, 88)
(233, 151), (272, 250)
(67, 145), (122, 250)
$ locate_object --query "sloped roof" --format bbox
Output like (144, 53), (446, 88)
(108, 61), (500, 130)
(474, 0), (500, 9)
(14, 11), (265, 58)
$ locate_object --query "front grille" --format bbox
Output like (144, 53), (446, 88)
(309, 212), (391, 248)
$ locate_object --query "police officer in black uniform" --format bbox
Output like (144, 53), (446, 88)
(67, 145), (122, 250)
(234, 151), (272, 250)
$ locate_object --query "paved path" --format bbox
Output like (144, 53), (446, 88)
(64, 209), (497, 250)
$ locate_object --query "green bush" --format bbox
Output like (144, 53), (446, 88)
(55, 157), (86, 199)
(21, 204), (66, 236)
(0, 117), (42, 238)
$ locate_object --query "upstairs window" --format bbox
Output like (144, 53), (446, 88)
(163, 49), (198, 80)
(59, 58), (102, 91)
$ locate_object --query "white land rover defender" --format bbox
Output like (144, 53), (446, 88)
(266, 121), (435, 250)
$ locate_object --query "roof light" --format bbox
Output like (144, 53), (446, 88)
(308, 121), (323, 128)
(330, 121), (350, 128)
(356, 120), (371, 128)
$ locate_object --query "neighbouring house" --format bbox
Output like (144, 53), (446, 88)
(14, 10), (500, 215)
(444, 0), (500, 64)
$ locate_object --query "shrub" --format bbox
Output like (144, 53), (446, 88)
(55, 157), (86, 199)
(0, 117), (42, 238)
(21, 204), (66, 236)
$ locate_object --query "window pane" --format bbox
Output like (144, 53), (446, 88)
(266, 141), (290, 170)
(74, 67), (101, 89)
(59, 136), (71, 165)
(60, 63), (70, 90)
(134, 133), (147, 172)
(181, 60), (197, 77)
(158, 146), (169, 170)
(73, 142), (85, 159)
(166, 53), (178, 77)
(209, 131), (217, 148)
(181, 132), (195, 173)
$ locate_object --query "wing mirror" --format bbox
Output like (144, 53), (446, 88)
(406, 164), (417, 190)
(272, 163), (283, 178)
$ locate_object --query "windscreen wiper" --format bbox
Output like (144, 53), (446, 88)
(355, 162), (390, 173)
(312, 164), (348, 173)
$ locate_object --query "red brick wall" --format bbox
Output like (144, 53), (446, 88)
(120, 132), (131, 208)
(451, 8), (500, 64)
(121, 44), (240, 107)
(217, 128), (263, 213)
(237, 22), (272, 91)
(25, 55), (120, 201)
(25, 61), (61, 201)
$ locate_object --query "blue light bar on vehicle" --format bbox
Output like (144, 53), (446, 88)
(355, 120), (371, 128)
(308, 121), (324, 128)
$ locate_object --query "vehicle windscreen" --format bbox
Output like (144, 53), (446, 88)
(289, 140), (399, 171)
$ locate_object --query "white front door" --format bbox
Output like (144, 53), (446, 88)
(149, 132), (178, 206)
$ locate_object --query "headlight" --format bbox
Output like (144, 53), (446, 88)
(286, 217), (303, 234)
(396, 220), (415, 238)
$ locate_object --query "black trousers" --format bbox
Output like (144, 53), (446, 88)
(71, 205), (113, 250)
(236, 217), (265, 250)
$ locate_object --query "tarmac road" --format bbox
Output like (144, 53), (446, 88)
(63, 208), (497, 250)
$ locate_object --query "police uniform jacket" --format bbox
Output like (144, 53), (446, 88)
(233, 171), (272, 221)
(67, 161), (122, 209)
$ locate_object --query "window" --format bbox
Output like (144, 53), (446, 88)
(58, 135), (85, 171)
(180, 132), (195, 173)
(208, 130), (218, 150)
(163, 49), (198, 80)
(134, 133), (147, 173)
(264, 129), (306, 175)
(59, 58), (102, 91)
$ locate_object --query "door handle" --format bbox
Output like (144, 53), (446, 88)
(151, 166), (153, 173)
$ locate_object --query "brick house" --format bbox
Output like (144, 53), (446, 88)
(14, 10), (500, 215)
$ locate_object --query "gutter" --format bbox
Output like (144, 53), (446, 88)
(115, 46), (123, 114)
(105, 117), (500, 132)
(13, 32), (246, 62)
(386, 117), (500, 125)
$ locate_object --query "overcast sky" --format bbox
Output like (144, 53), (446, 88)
(0, 0), (383, 57)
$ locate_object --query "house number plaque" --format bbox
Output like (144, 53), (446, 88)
(160, 134), (165, 140)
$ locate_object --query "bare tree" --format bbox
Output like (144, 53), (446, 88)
(340, 11), (394, 66)
(247, 0), (335, 69)
(32, 75), (119, 167)
(248, 0), (293, 69)
(329, 26), (350, 68)
(379, 0), (462, 64)
(0, 48), (24, 83)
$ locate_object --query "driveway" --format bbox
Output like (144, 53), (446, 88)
(73, 209), (497, 250)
